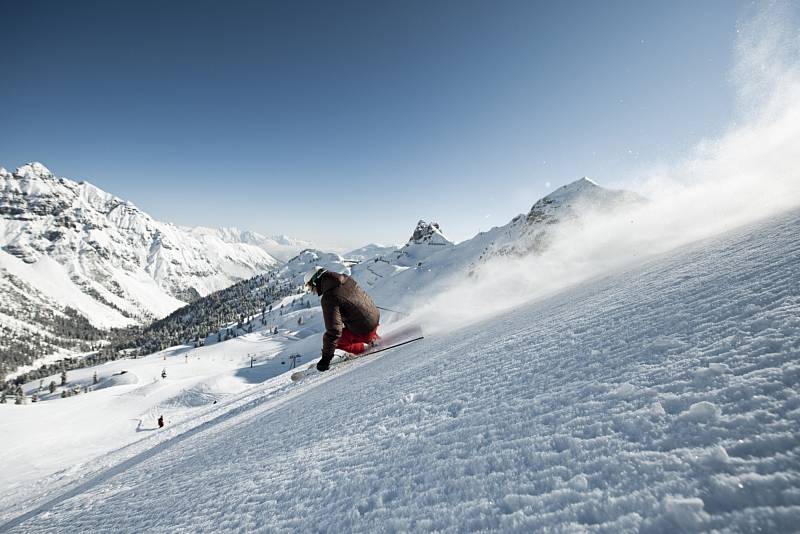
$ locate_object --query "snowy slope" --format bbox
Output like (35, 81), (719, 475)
(347, 179), (644, 309)
(477, 177), (645, 264)
(344, 243), (400, 262)
(188, 226), (312, 262)
(169, 180), (641, 324)
(0, 163), (279, 328)
(0, 163), (291, 377)
(2, 207), (797, 533)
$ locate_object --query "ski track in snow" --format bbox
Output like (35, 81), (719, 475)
(3, 209), (800, 533)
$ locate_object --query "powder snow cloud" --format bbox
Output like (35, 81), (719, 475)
(410, 1), (800, 334)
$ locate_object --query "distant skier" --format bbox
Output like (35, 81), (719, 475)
(158, 415), (164, 428)
(304, 267), (380, 372)
(161, 368), (167, 380)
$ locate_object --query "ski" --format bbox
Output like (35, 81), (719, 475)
(290, 325), (424, 382)
(350, 334), (424, 359)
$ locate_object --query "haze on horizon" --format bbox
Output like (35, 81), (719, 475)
(0, 0), (773, 250)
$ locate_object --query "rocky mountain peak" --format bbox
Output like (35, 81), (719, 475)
(14, 162), (54, 180)
(408, 220), (452, 246)
(527, 177), (644, 225)
(540, 176), (598, 203)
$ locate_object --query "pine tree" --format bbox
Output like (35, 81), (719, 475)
(0, 391), (6, 404)
(60, 370), (67, 386)
(48, 381), (56, 393)
(93, 371), (98, 384)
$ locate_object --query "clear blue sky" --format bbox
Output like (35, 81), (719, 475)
(0, 0), (752, 249)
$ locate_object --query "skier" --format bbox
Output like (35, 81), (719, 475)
(304, 267), (380, 372)
(158, 415), (164, 428)
(161, 368), (167, 379)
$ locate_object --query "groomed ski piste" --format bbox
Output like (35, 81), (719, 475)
(1, 205), (798, 532)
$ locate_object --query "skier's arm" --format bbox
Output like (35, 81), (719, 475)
(321, 294), (343, 359)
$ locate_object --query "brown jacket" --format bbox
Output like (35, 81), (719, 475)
(317, 272), (380, 358)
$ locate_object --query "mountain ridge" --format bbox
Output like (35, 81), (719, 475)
(0, 171), (644, 381)
(0, 162), (281, 324)
(0, 163), (292, 377)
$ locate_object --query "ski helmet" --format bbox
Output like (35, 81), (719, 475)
(303, 267), (326, 292)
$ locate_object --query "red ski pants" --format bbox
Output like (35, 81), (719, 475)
(336, 325), (380, 355)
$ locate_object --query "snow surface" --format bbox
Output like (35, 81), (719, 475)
(1, 207), (798, 533)
(0, 301), (327, 499)
(0, 253), (133, 328)
(344, 243), (400, 262)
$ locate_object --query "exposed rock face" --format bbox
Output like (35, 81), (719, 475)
(408, 220), (451, 246)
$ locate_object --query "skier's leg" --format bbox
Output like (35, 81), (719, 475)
(366, 325), (380, 344)
(336, 326), (380, 354)
(336, 327), (364, 354)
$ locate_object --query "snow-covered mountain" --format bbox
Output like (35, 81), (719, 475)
(344, 243), (400, 262)
(391, 219), (455, 265)
(0, 163), (280, 327)
(189, 227), (312, 262)
(477, 177), (647, 262)
(276, 248), (352, 288)
(2, 205), (797, 533)
(256, 220), (458, 299)
(0, 163), (286, 375)
(222, 180), (643, 316)
(1, 177), (643, 384)
(346, 178), (645, 306)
